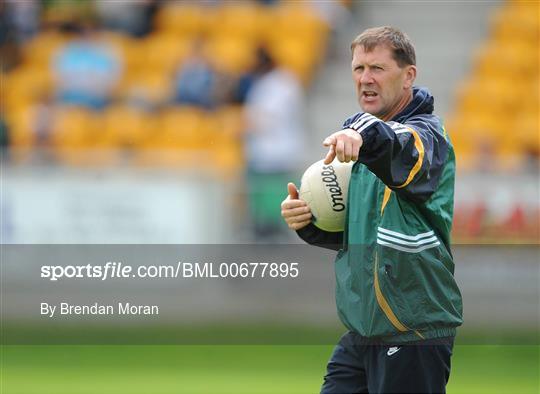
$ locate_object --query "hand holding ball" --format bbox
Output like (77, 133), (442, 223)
(281, 183), (313, 231)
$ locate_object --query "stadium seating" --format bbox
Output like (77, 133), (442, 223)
(153, 4), (207, 38)
(7, 107), (38, 149)
(448, 0), (539, 171)
(99, 105), (155, 149)
(3, 1), (330, 171)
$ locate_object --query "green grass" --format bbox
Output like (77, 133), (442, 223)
(1, 345), (538, 394)
(447, 345), (539, 394)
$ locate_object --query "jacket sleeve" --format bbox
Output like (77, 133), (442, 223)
(347, 113), (449, 203)
(296, 223), (343, 251)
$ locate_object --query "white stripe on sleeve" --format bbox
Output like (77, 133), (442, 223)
(377, 227), (435, 241)
(350, 113), (378, 131)
(357, 117), (380, 133)
(377, 239), (441, 253)
(350, 113), (372, 129)
(377, 233), (439, 246)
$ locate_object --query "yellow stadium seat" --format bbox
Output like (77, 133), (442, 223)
(210, 4), (266, 41)
(204, 37), (256, 75)
(206, 106), (245, 174)
(49, 107), (99, 165)
(271, 3), (328, 41)
(21, 31), (68, 69)
(455, 76), (520, 116)
(263, 5), (329, 83)
(505, 1), (539, 40)
(455, 108), (504, 143)
(269, 38), (320, 84)
(3, 65), (53, 113)
(213, 138), (244, 175)
(519, 78), (539, 116)
(135, 107), (214, 168)
(118, 71), (174, 105)
(99, 105), (156, 149)
(5, 107), (38, 148)
(213, 105), (245, 138)
(96, 31), (145, 75)
(140, 34), (192, 74)
(152, 107), (206, 150)
(51, 107), (97, 146)
(153, 4), (208, 37)
(474, 41), (537, 79)
(451, 0), (539, 169)
(451, 83), (479, 117)
(106, 34), (144, 75)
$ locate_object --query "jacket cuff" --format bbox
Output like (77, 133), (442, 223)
(296, 222), (320, 243)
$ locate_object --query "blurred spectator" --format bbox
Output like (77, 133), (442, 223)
(95, 0), (159, 38)
(41, 0), (94, 28)
(243, 48), (306, 240)
(0, 1), (22, 72)
(125, 86), (159, 113)
(0, 116), (10, 151)
(5, 0), (40, 43)
(173, 40), (218, 109)
(232, 72), (255, 104)
(32, 93), (56, 148)
(52, 23), (122, 110)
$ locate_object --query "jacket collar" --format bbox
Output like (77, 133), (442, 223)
(393, 86), (434, 123)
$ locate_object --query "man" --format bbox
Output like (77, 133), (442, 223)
(281, 26), (463, 393)
(245, 47), (305, 240)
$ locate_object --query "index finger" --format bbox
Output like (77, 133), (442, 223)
(323, 144), (336, 165)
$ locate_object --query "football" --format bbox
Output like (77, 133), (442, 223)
(299, 159), (354, 232)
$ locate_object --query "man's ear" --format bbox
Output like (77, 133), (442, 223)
(403, 65), (417, 89)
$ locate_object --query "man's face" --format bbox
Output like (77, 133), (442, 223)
(351, 44), (416, 119)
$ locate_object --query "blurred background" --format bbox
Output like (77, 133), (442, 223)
(1, 0), (538, 244)
(1, 1), (538, 393)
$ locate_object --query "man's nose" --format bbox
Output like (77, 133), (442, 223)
(360, 70), (373, 84)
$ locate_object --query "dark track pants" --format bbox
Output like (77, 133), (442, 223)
(321, 332), (454, 394)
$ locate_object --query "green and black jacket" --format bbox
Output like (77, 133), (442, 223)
(298, 87), (463, 343)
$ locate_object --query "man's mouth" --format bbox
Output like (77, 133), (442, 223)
(362, 91), (378, 97)
(362, 91), (378, 102)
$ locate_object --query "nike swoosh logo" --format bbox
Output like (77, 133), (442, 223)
(387, 346), (401, 356)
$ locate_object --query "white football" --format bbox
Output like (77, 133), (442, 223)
(299, 159), (354, 232)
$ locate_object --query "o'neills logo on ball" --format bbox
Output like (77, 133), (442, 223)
(321, 165), (345, 212)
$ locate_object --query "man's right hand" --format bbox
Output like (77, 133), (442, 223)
(281, 182), (312, 231)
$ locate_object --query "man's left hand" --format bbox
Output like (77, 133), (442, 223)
(323, 128), (363, 164)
